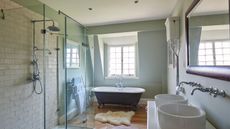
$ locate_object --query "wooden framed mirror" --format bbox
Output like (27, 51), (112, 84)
(185, 0), (230, 81)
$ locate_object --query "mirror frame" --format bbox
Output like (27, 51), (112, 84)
(185, 0), (230, 81)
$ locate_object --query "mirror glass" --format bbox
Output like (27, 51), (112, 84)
(188, 0), (230, 66)
(66, 39), (80, 68)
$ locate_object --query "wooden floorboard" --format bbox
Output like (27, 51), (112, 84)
(68, 103), (147, 129)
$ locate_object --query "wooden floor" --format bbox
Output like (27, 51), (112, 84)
(68, 103), (147, 129)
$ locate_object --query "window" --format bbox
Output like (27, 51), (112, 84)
(108, 45), (136, 77)
(66, 47), (80, 68)
(198, 40), (230, 65)
(66, 40), (80, 68)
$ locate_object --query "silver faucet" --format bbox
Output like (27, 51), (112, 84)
(209, 87), (226, 97)
(176, 81), (202, 95)
(115, 76), (124, 88)
(191, 87), (226, 97)
(191, 87), (208, 95)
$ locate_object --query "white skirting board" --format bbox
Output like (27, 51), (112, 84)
(147, 101), (216, 129)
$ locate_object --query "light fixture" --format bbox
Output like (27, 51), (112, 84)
(134, 0), (139, 4)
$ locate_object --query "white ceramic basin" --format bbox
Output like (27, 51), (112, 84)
(155, 94), (188, 108)
(158, 103), (206, 129)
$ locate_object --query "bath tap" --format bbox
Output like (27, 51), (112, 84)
(115, 76), (124, 88)
(115, 81), (124, 88)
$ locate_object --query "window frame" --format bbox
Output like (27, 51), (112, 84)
(105, 44), (138, 79)
(198, 39), (230, 66)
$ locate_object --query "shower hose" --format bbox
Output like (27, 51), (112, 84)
(32, 54), (43, 94)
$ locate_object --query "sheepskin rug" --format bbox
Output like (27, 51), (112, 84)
(99, 125), (139, 129)
(110, 125), (138, 129)
(95, 111), (135, 125)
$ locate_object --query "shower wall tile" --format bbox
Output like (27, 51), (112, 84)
(0, 0), (58, 129)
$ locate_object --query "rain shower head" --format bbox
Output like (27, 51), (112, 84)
(47, 21), (60, 32)
(31, 19), (60, 32)
(47, 25), (60, 32)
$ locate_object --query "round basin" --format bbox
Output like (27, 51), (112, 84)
(158, 103), (206, 129)
(155, 94), (188, 108)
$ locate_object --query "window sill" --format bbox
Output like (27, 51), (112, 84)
(104, 76), (139, 80)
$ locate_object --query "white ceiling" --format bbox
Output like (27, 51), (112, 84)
(38, 0), (178, 26)
(192, 0), (228, 16)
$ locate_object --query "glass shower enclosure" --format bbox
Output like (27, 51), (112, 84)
(58, 11), (95, 129)
(2, 0), (95, 128)
(45, 4), (95, 129)
(46, 7), (94, 129)
(44, 5), (95, 129)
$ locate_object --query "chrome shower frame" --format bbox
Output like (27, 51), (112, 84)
(31, 19), (60, 95)
(31, 20), (44, 94)
(31, 19), (54, 23)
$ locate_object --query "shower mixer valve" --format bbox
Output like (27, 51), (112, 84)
(33, 46), (52, 55)
(32, 72), (40, 81)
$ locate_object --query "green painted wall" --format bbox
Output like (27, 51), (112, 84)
(87, 19), (166, 34)
(90, 21), (168, 98)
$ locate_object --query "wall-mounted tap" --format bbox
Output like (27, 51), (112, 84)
(209, 87), (226, 97)
(191, 87), (210, 95)
(219, 90), (226, 97)
(176, 81), (202, 95)
(191, 87), (202, 95)
(179, 81), (202, 87)
(178, 81), (226, 98)
(191, 87), (226, 98)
